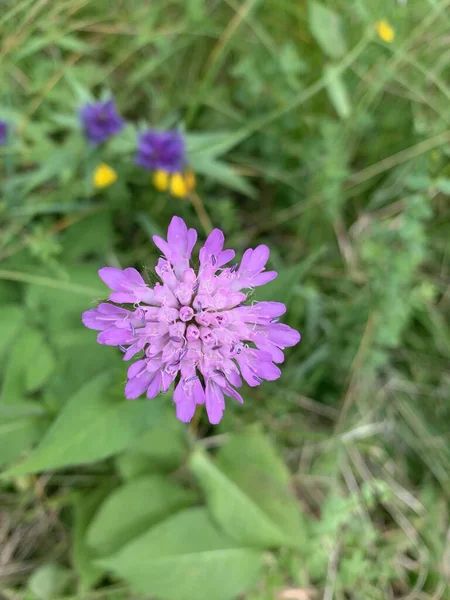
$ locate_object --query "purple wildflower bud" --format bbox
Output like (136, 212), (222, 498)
(80, 99), (125, 145)
(82, 216), (301, 425)
(135, 129), (186, 173)
(0, 121), (8, 145)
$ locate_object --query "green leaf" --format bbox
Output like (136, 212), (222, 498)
(87, 475), (197, 556)
(187, 132), (246, 159)
(435, 177), (450, 194)
(44, 331), (117, 404)
(325, 65), (351, 119)
(28, 563), (72, 600)
(308, 1), (347, 59)
(98, 507), (262, 600)
(61, 213), (114, 261)
(24, 265), (106, 341)
(189, 428), (307, 549)
(0, 414), (48, 466)
(190, 155), (255, 198)
(72, 486), (115, 592)
(0, 328), (55, 404)
(115, 452), (155, 481)
(253, 247), (325, 305)
(25, 338), (55, 394)
(0, 305), (24, 370)
(116, 410), (186, 479)
(0, 281), (21, 305)
(3, 372), (164, 476)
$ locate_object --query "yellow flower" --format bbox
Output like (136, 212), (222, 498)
(170, 173), (188, 198)
(153, 170), (169, 191)
(376, 20), (395, 43)
(152, 170), (196, 197)
(93, 163), (117, 189)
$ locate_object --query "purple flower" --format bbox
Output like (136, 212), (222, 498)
(80, 100), (124, 145)
(82, 217), (300, 424)
(136, 130), (186, 174)
(0, 121), (8, 145)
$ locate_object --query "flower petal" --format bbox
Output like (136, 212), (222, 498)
(173, 380), (197, 423)
(98, 267), (125, 291)
(205, 380), (225, 424)
(125, 372), (152, 399)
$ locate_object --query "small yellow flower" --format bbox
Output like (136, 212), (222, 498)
(170, 173), (188, 198)
(152, 169), (196, 197)
(93, 163), (117, 189)
(153, 170), (169, 192)
(376, 20), (395, 43)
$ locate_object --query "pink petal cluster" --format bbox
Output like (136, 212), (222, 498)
(82, 217), (300, 424)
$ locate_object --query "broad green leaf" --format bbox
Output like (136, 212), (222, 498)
(0, 415), (48, 466)
(0, 305), (24, 369)
(115, 452), (155, 481)
(189, 428), (307, 549)
(0, 328), (55, 404)
(187, 132), (247, 159)
(24, 265), (106, 340)
(98, 507), (262, 600)
(190, 155), (255, 198)
(116, 410), (186, 479)
(0, 281), (21, 305)
(116, 414), (187, 479)
(28, 563), (72, 600)
(435, 177), (450, 194)
(44, 332), (117, 406)
(108, 124), (139, 155)
(25, 337), (55, 393)
(308, 1), (347, 59)
(0, 401), (46, 419)
(325, 65), (351, 119)
(87, 475), (197, 556)
(61, 213), (114, 261)
(3, 372), (164, 476)
(72, 486), (115, 592)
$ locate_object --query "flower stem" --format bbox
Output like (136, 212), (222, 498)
(189, 404), (203, 438)
(189, 190), (213, 235)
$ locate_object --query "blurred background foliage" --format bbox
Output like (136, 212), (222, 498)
(0, 0), (449, 599)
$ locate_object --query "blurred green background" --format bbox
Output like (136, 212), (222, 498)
(1, 1), (449, 599)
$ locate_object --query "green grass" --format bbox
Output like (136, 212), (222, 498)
(0, 1), (449, 599)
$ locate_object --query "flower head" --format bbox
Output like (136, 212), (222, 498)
(0, 121), (8, 145)
(82, 217), (300, 424)
(376, 20), (395, 43)
(136, 130), (186, 173)
(80, 99), (124, 145)
(93, 163), (118, 189)
(153, 169), (196, 198)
